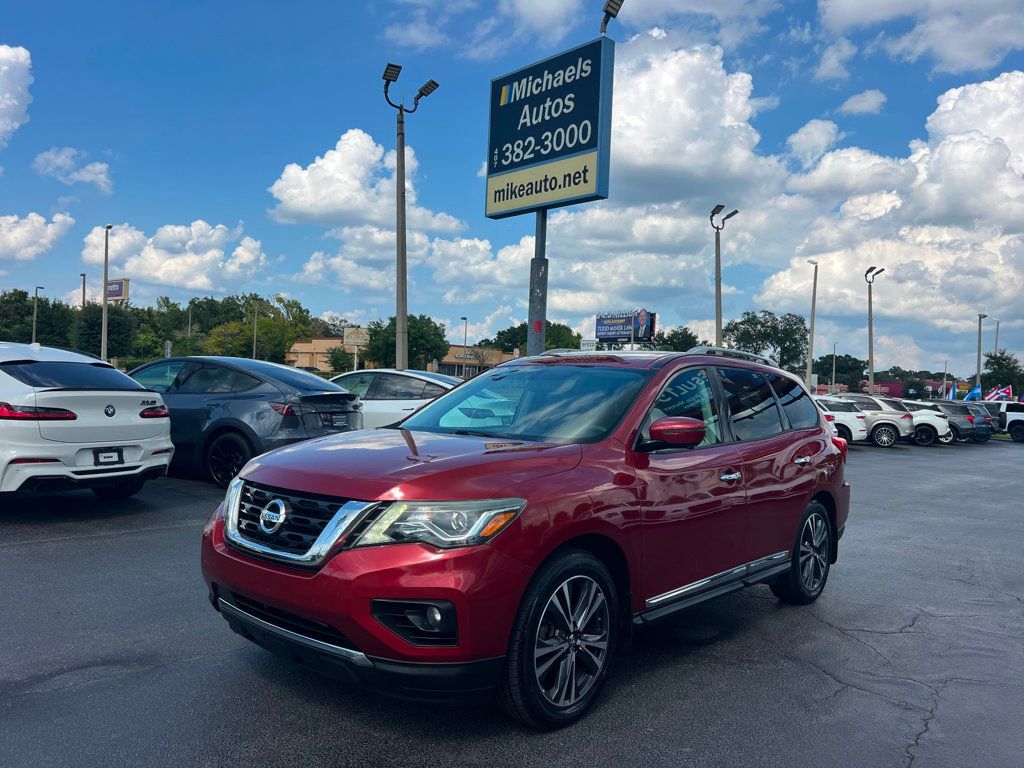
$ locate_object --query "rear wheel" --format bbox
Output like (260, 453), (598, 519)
(973, 433), (991, 443)
(835, 424), (852, 442)
(771, 501), (832, 605)
(871, 424), (898, 447)
(205, 432), (252, 488)
(500, 549), (618, 729)
(912, 425), (937, 446)
(91, 477), (146, 500)
(1011, 424), (1024, 443)
(938, 427), (956, 445)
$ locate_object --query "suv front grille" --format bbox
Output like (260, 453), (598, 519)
(236, 481), (353, 555)
(228, 591), (357, 650)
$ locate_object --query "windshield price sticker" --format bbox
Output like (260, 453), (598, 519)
(486, 37), (614, 219)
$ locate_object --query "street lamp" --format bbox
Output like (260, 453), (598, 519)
(831, 341), (838, 394)
(460, 316), (468, 379)
(80, 273), (86, 310)
(864, 266), (885, 393)
(993, 318), (1000, 355)
(100, 224), (112, 361)
(252, 304), (259, 360)
(710, 204), (739, 346)
(601, 0), (624, 34)
(805, 259), (819, 387)
(383, 63), (439, 371)
(976, 313), (988, 388)
(31, 286), (44, 343)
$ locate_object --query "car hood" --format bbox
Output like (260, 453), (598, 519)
(240, 428), (583, 501)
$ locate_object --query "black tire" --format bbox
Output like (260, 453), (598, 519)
(912, 425), (937, 447)
(770, 501), (832, 605)
(1011, 424), (1024, 443)
(835, 424), (852, 442)
(871, 424), (899, 448)
(500, 549), (619, 729)
(91, 477), (146, 500)
(972, 433), (991, 443)
(205, 431), (253, 488)
(938, 427), (956, 445)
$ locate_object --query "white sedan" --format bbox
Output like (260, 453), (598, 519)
(329, 369), (460, 429)
(0, 343), (174, 498)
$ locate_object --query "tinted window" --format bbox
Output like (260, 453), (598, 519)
(335, 372), (374, 398)
(422, 382), (447, 398)
(849, 396), (880, 409)
(941, 403), (970, 416)
(132, 361), (187, 393)
(821, 400), (859, 412)
(373, 373), (427, 400)
(879, 398), (909, 412)
(719, 368), (784, 441)
(1007, 403), (1024, 413)
(176, 365), (260, 394)
(768, 375), (819, 429)
(402, 365), (651, 444)
(641, 368), (722, 447)
(1, 361), (145, 391)
(228, 359), (343, 392)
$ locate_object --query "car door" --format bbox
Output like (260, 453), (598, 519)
(167, 364), (261, 459)
(363, 373), (430, 428)
(717, 368), (817, 567)
(132, 360), (200, 456)
(634, 366), (748, 609)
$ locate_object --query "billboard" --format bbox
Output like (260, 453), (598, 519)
(106, 278), (130, 302)
(596, 309), (656, 343)
(343, 326), (369, 347)
(485, 37), (614, 219)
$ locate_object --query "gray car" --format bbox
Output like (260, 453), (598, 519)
(904, 400), (977, 444)
(130, 356), (363, 486)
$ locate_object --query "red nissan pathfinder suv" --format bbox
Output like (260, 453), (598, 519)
(201, 348), (850, 728)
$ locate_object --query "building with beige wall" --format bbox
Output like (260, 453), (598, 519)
(434, 345), (516, 378)
(286, 337), (358, 372)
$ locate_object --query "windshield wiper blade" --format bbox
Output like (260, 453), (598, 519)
(452, 429), (503, 438)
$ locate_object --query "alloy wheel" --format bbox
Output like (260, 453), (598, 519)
(913, 426), (935, 446)
(938, 429), (954, 445)
(534, 575), (610, 708)
(874, 426), (897, 447)
(798, 513), (830, 593)
(209, 438), (248, 486)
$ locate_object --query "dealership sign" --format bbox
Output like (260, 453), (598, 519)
(485, 37), (614, 219)
(106, 278), (130, 302)
(596, 309), (656, 343)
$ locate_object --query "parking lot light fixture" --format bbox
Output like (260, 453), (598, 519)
(864, 266), (884, 393)
(831, 341), (838, 394)
(384, 63), (438, 371)
(993, 318), (1000, 355)
(601, 0), (625, 34)
(101, 224), (113, 361)
(805, 260), (818, 387)
(977, 313), (988, 387)
(32, 286), (44, 344)
(460, 316), (468, 378)
(710, 205), (739, 346)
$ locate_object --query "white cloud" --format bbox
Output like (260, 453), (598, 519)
(615, 0), (782, 48)
(384, 9), (449, 51)
(0, 212), (74, 261)
(269, 128), (463, 233)
(815, 37), (856, 80)
(787, 147), (913, 198)
(0, 45), (32, 148)
(819, 0), (1024, 73)
(32, 147), (113, 194)
(465, 0), (584, 59)
(81, 221), (267, 290)
(838, 89), (887, 115)
(787, 119), (843, 168)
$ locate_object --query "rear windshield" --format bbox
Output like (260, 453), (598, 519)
(227, 360), (346, 392)
(0, 361), (146, 391)
(820, 400), (860, 412)
(879, 398), (909, 412)
(941, 403), (970, 415)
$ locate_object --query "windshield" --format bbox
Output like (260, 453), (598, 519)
(399, 364), (652, 444)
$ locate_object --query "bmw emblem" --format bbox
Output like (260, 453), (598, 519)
(104, 405), (116, 418)
(259, 499), (288, 534)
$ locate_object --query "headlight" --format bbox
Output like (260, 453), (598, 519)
(353, 498), (526, 549)
(221, 477), (245, 526)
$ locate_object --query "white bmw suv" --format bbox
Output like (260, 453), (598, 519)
(0, 343), (173, 498)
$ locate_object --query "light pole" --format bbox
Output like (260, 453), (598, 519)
(383, 63), (439, 371)
(831, 341), (838, 394)
(31, 286), (44, 343)
(251, 304), (258, 359)
(993, 318), (1000, 355)
(80, 273), (86, 310)
(710, 204), (739, 346)
(805, 259), (819, 387)
(864, 266), (885, 393)
(100, 224), (112, 360)
(187, 301), (193, 355)
(942, 360), (948, 400)
(600, 0), (624, 34)
(460, 316), (468, 378)
(976, 313), (987, 387)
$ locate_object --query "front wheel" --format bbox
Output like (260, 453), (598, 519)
(912, 425), (937, 446)
(871, 424), (898, 447)
(1011, 424), (1024, 443)
(205, 432), (253, 488)
(771, 502), (832, 605)
(91, 477), (146, 500)
(500, 550), (618, 729)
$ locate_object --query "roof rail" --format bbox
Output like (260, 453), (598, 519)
(686, 345), (778, 368)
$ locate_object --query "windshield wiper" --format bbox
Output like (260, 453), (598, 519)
(452, 429), (504, 438)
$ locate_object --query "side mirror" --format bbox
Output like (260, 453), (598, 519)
(648, 416), (706, 447)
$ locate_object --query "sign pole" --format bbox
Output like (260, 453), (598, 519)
(527, 209), (548, 356)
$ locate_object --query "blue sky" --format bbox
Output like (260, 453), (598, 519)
(3, 0), (1024, 378)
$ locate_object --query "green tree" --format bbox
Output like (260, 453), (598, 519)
(202, 321), (251, 357)
(724, 310), (808, 373)
(327, 346), (353, 372)
(479, 321), (580, 354)
(364, 315), (450, 369)
(71, 302), (136, 358)
(652, 326), (701, 351)
(812, 353), (867, 390)
(983, 350), (1024, 392)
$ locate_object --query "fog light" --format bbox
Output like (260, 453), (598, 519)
(427, 605), (443, 627)
(371, 599), (458, 646)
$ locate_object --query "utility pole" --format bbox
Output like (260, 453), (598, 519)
(31, 286), (44, 343)
(187, 304), (193, 354)
(864, 266), (885, 393)
(527, 210), (548, 355)
(80, 273), (86, 310)
(100, 224), (112, 360)
(252, 305), (258, 359)
(993, 318), (1000, 355)
(942, 360), (948, 400)
(831, 341), (838, 394)
(710, 205), (739, 346)
(976, 313), (987, 387)
(805, 259), (818, 387)
(460, 316), (468, 378)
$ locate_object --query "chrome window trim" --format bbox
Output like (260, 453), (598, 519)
(218, 598), (373, 668)
(223, 478), (379, 567)
(645, 550), (789, 608)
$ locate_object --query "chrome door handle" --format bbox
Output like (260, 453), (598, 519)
(400, 407), (416, 411)
(793, 456), (812, 465)
(719, 471), (742, 481)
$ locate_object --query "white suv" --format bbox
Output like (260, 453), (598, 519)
(813, 396), (868, 443)
(899, 400), (954, 446)
(0, 343), (174, 498)
(833, 394), (915, 447)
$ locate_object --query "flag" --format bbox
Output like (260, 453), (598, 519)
(964, 385), (982, 401)
(983, 387), (1000, 401)
(985, 385), (1013, 401)
(946, 381), (957, 400)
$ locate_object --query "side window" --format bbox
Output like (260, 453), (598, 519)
(768, 375), (819, 430)
(641, 368), (722, 448)
(719, 368), (785, 441)
(337, 373), (374, 398)
(422, 383), (447, 399)
(373, 373), (427, 400)
(1007, 403), (1024, 413)
(176, 365), (245, 394)
(131, 361), (186, 393)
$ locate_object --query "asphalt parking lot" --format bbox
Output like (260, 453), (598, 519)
(2, 440), (1022, 768)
